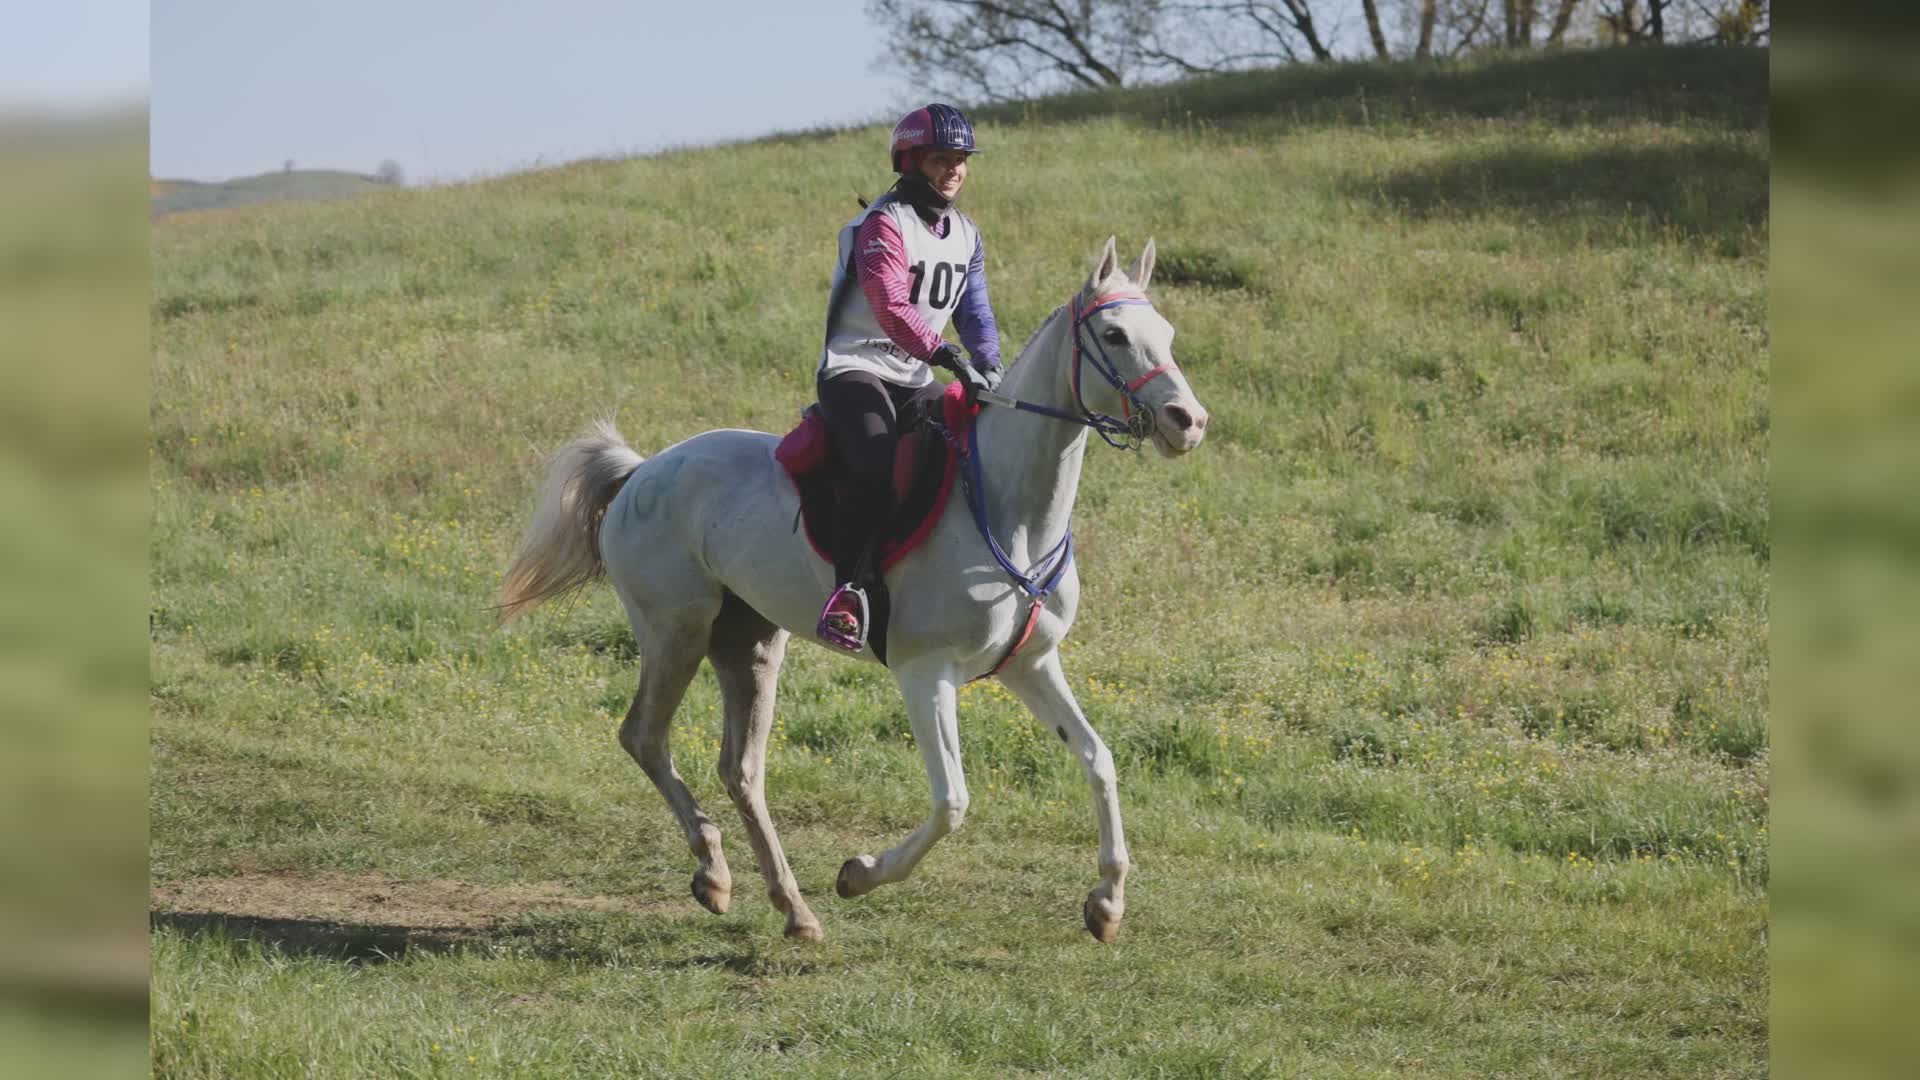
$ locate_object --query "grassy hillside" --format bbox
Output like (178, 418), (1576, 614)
(150, 169), (395, 218)
(150, 46), (1768, 1077)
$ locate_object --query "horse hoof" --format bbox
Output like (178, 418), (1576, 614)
(836, 856), (877, 899)
(785, 918), (825, 941)
(691, 872), (731, 915)
(1083, 895), (1122, 943)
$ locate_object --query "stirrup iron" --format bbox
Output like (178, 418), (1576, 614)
(816, 583), (870, 653)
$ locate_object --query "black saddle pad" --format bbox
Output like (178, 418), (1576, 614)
(789, 395), (958, 665)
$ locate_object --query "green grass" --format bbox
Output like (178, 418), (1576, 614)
(151, 46), (1768, 1077)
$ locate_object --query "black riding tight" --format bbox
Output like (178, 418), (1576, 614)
(815, 370), (945, 582)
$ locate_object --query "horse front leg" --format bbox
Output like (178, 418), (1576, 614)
(836, 657), (968, 898)
(997, 648), (1130, 942)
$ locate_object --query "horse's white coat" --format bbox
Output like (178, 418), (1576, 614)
(501, 238), (1208, 941)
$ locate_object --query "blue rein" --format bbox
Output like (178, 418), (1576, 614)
(935, 292), (1163, 602)
(956, 426), (1075, 597)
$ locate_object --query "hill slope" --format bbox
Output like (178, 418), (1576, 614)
(150, 168), (395, 217)
(150, 46), (1768, 1077)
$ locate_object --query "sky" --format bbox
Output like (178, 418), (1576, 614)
(1, 0), (148, 109)
(147, 1), (908, 184)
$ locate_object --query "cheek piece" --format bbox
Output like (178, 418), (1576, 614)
(1069, 291), (1176, 449)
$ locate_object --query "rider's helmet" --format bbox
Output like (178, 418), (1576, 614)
(890, 103), (978, 173)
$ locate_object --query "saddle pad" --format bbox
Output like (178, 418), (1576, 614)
(779, 381), (980, 575)
(776, 383), (978, 665)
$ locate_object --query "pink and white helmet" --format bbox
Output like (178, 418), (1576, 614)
(889, 103), (978, 172)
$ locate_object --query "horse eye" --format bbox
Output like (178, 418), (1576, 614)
(1103, 327), (1128, 346)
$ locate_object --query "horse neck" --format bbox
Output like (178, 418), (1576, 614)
(970, 304), (1089, 557)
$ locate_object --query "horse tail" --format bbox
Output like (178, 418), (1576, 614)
(497, 420), (644, 623)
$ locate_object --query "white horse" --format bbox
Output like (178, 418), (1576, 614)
(500, 238), (1209, 942)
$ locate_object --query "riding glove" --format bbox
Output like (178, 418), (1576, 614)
(932, 343), (994, 404)
(929, 342), (968, 376)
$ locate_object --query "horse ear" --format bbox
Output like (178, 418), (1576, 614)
(1128, 237), (1156, 290)
(1087, 236), (1119, 291)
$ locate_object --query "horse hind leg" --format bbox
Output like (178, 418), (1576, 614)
(616, 602), (733, 915)
(709, 591), (822, 940)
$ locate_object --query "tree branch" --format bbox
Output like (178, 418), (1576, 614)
(1546, 0), (1580, 46)
(1361, 0), (1391, 58)
(1447, 0), (1496, 56)
(1041, 0), (1126, 83)
(936, 0), (1126, 84)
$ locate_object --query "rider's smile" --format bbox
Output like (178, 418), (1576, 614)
(920, 149), (969, 201)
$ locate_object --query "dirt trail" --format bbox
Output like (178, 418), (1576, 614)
(153, 872), (659, 930)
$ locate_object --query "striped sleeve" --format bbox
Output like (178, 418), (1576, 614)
(854, 212), (944, 360)
(951, 231), (1002, 371)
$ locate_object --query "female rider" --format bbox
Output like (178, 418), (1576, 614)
(814, 103), (1004, 651)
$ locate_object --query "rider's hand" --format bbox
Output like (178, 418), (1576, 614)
(931, 343), (990, 404)
(929, 342), (967, 374)
(952, 362), (990, 406)
(977, 365), (1003, 393)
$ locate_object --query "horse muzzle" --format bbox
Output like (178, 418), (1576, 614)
(1152, 399), (1209, 456)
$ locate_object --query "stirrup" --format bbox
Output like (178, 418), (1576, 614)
(815, 583), (870, 653)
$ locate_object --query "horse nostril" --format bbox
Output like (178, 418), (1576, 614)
(1163, 404), (1194, 432)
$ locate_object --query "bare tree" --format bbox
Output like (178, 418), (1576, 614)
(1605, 0), (1746, 42)
(1387, 0), (1489, 57)
(1499, 0), (1541, 47)
(1598, 0), (1647, 42)
(1228, 1), (1336, 62)
(867, 0), (1166, 100)
(1545, 0), (1581, 45)
(1147, 1), (1338, 68)
(868, 0), (1372, 99)
(868, 0), (1728, 101)
(1686, 0), (1764, 43)
(374, 159), (405, 186)
(1428, 0), (1501, 56)
(1361, 0), (1392, 58)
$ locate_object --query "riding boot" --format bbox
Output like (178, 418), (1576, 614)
(817, 486), (893, 652)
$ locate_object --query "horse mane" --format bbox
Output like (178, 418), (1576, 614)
(1010, 268), (1143, 367)
(1015, 303), (1067, 362)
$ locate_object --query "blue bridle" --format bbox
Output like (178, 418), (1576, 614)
(936, 289), (1182, 645)
(977, 289), (1175, 451)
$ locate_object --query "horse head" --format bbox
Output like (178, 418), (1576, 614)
(1073, 236), (1211, 458)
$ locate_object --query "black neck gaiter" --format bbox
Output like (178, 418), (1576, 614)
(892, 171), (951, 225)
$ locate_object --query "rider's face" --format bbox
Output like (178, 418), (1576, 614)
(918, 150), (970, 201)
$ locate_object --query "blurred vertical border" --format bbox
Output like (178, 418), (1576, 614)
(0, 98), (151, 1080)
(7, 2), (1919, 1077)
(1774, 3), (1920, 1077)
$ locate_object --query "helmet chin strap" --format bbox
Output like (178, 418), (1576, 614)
(892, 170), (952, 222)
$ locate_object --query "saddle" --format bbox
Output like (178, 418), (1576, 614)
(775, 381), (979, 663)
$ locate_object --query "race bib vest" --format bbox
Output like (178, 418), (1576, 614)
(820, 195), (979, 386)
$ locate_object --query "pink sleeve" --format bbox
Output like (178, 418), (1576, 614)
(855, 212), (945, 360)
